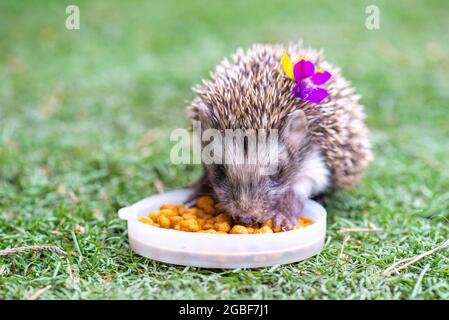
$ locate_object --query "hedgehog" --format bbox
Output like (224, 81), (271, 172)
(186, 41), (373, 228)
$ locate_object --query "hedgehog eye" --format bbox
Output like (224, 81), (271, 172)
(270, 180), (281, 188)
(214, 164), (226, 178)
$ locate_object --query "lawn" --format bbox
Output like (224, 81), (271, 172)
(1, 0), (448, 299)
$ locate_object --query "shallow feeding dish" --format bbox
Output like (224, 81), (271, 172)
(118, 189), (327, 268)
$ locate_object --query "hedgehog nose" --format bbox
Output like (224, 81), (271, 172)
(237, 215), (256, 225)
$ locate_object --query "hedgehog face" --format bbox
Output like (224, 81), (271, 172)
(203, 115), (307, 225)
(205, 157), (303, 226)
(192, 106), (311, 226)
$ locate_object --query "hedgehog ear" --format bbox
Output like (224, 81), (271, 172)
(284, 109), (308, 148)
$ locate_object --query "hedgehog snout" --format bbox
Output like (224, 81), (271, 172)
(227, 200), (275, 225)
(236, 215), (258, 225)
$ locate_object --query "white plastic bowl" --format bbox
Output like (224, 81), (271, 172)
(118, 189), (327, 268)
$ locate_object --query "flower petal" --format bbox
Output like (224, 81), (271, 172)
(281, 50), (295, 79)
(306, 87), (329, 103)
(310, 70), (331, 85)
(292, 81), (314, 100)
(291, 82), (303, 98)
(293, 60), (315, 81)
(292, 81), (329, 103)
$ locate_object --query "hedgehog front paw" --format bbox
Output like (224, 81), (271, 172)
(272, 212), (299, 230)
(272, 195), (305, 230)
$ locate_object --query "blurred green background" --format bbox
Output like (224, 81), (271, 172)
(0, 0), (448, 299)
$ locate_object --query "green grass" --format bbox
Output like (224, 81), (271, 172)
(1, 0), (449, 299)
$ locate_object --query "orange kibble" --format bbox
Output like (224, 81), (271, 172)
(199, 229), (217, 234)
(140, 201), (312, 234)
(257, 226), (274, 234)
(202, 205), (217, 215)
(169, 215), (183, 226)
(230, 225), (249, 234)
(197, 196), (215, 209)
(246, 227), (256, 234)
(159, 209), (177, 217)
(138, 216), (155, 225)
(262, 220), (274, 228)
(215, 213), (232, 224)
(202, 222), (214, 230)
(202, 213), (214, 220)
(299, 216), (313, 227)
(214, 221), (231, 233)
(177, 206), (186, 214)
(149, 211), (159, 220)
(160, 204), (179, 215)
(185, 208), (199, 214)
(179, 219), (200, 232)
(195, 209), (208, 218)
(157, 215), (171, 228)
(206, 217), (216, 223)
(197, 218), (206, 228)
(182, 208), (199, 217)
(182, 213), (197, 220)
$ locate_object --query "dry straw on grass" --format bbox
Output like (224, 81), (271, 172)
(27, 285), (52, 300)
(0, 245), (68, 256)
(337, 227), (383, 234)
(383, 239), (449, 276)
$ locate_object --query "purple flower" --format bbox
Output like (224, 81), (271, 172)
(291, 59), (331, 104)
